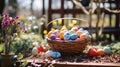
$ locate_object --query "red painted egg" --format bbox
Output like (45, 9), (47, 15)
(88, 48), (98, 56)
(37, 45), (46, 53)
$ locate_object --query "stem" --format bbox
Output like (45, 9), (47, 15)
(89, 0), (94, 37)
(5, 35), (12, 55)
(72, 0), (89, 15)
(39, 25), (43, 43)
(99, 13), (105, 36)
(5, 39), (8, 54)
(96, 0), (101, 41)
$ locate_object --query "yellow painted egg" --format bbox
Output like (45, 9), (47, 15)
(60, 26), (68, 31)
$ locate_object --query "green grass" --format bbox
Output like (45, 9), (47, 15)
(0, 43), (4, 52)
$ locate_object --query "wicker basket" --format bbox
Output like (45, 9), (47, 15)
(47, 18), (90, 53)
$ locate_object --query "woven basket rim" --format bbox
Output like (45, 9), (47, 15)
(47, 38), (88, 43)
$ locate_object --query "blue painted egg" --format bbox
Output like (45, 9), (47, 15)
(64, 31), (71, 40)
(52, 51), (61, 58)
(69, 33), (78, 40)
(83, 30), (89, 35)
(104, 47), (111, 54)
(32, 47), (38, 55)
(78, 28), (84, 31)
(45, 50), (53, 57)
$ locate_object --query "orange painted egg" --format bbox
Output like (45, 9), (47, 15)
(76, 31), (84, 37)
(79, 34), (87, 42)
(97, 49), (105, 56)
(58, 31), (65, 40)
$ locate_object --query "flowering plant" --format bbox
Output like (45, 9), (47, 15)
(0, 13), (25, 54)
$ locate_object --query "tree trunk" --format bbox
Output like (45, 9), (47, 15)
(8, 0), (18, 17)
(30, 0), (35, 15)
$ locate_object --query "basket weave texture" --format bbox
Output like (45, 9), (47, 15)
(47, 18), (90, 53)
(47, 39), (89, 53)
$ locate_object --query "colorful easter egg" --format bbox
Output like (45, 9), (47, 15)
(64, 31), (71, 41)
(54, 29), (59, 36)
(83, 30), (89, 35)
(56, 38), (64, 42)
(47, 31), (54, 38)
(69, 33), (78, 40)
(76, 31), (84, 37)
(69, 30), (74, 34)
(97, 49), (105, 56)
(103, 47), (111, 55)
(75, 38), (80, 41)
(45, 50), (53, 57)
(32, 47), (38, 56)
(76, 28), (84, 37)
(79, 33), (88, 42)
(71, 26), (78, 33)
(50, 34), (57, 40)
(60, 26), (68, 31)
(56, 37), (61, 40)
(58, 30), (66, 40)
(88, 48), (98, 56)
(37, 45), (46, 53)
(78, 28), (84, 31)
(52, 51), (61, 58)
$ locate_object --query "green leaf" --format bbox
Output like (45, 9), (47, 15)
(0, 15), (2, 19)
(17, 53), (24, 60)
(21, 60), (28, 67)
(0, 44), (4, 52)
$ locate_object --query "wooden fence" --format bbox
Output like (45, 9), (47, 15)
(46, 0), (120, 41)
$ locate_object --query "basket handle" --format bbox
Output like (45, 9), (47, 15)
(47, 18), (87, 28)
